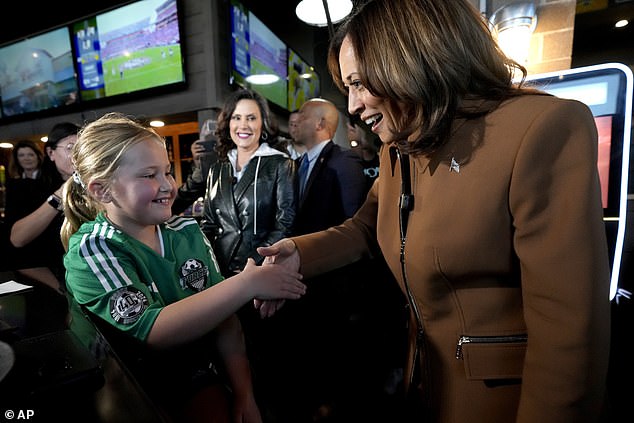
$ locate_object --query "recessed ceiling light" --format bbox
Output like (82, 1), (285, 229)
(0, 142), (13, 149)
(615, 19), (629, 28)
(245, 74), (280, 85)
(150, 120), (165, 127)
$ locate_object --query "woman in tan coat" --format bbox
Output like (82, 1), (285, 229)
(258, 0), (611, 422)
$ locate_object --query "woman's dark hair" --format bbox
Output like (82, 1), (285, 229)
(214, 89), (278, 159)
(327, 0), (535, 156)
(8, 139), (44, 178)
(41, 121), (81, 189)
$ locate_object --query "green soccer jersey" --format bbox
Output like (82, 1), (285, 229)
(64, 213), (224, 342)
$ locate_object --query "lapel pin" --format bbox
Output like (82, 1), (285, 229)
(450, 157), (460, 173)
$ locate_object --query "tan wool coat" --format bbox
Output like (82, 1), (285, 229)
(293, 94), (611, 423)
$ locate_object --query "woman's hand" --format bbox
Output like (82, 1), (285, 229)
(254, 239), (302, 317)
(257, 238), (300, 272)
(241, 258), (305, 300)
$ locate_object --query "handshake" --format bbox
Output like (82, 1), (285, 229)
(251, 239), (301, 318)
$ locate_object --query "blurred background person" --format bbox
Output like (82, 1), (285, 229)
(4, 122), (80, 290)
(172, 117), (219, 216)
(273, 111), (305, 160)
(347, 116), (380, 195)
(7, 139), (44, 179)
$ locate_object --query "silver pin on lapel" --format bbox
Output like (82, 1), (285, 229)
(450, 157), (460, 173)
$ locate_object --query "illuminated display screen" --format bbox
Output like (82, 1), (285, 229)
(0, 27), (79, 118)
(73, 0), (185, 102)
(288, 48), (319, 112)
(230, 0), (288, 110)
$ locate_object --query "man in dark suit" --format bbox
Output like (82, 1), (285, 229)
(293, 98), (366, 234)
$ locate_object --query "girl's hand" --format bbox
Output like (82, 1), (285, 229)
(241, 258), (305, 300)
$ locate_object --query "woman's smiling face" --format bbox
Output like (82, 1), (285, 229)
(339, 35), (395, 144)
(229, 99), (263, 153)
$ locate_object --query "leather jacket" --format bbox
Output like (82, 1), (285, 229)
(201, 146), (296, 275)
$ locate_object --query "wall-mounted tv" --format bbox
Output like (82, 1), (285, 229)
(230, 0), (288, 110)
(0, 27), (79, 119)
(72, 0), (185, 102)
(288, 48), (319, 112)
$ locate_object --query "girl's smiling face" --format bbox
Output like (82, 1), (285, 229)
(103, 137), (176, 234)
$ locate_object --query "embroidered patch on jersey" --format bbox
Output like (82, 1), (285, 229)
(109, 287), (149, 325)
(179, 258), (209, 292)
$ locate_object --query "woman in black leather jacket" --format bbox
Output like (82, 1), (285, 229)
(200, 89), (296, 276)
(200, 90), (296, 414)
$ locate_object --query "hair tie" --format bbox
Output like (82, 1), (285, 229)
(72, 171), (86, 189)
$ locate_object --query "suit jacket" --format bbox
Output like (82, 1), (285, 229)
(292, 95), (611, 422)
(294, 141), (366, 235)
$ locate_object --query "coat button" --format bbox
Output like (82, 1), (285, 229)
(215, 208), (221, 214)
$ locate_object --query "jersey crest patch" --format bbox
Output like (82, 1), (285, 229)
(109, 287), (149, 325)
(179, 258), (209, 292)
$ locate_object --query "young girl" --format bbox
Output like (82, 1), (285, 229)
(61, 112), (306, 422)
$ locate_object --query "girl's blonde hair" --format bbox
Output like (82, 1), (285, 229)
(60, 112), (165, 250)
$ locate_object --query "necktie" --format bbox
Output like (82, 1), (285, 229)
(298, 155), (310, 198)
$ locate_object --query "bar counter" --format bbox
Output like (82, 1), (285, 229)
(0, 267), (168, 422)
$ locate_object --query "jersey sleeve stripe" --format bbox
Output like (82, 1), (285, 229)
(78, 222), (134, 291)
(166, 216), (199, 231)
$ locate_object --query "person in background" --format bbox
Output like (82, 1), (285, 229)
(258, 0), (611, 422)
(61, 112), (305, 423)
(263, 97), (375, 422)
(4, 122), (80, 288)
(172, 117), (219, 216)
(271, 111), (305, 160)
(200, 89), (296, 276)
(7, 139), (44, 179)
(199, 89), (296, 414)
(172, 142), (216, 216)
(292, 98), (366, 235)
(286, 111), (305, 159)
(347, 116), (380, 195)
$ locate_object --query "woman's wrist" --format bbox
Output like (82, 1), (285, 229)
(46, 194), (63, 212)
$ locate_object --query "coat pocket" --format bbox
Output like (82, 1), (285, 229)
(455, 334), (527, 380)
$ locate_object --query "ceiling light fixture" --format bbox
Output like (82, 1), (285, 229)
(0, 142), (13, 149)
(245, 74), (280, 85)
(489, 1), (537, 66)
(615, 19), (628, 28)
(296, 0), (353, 36)
(150, 120), (165, 128)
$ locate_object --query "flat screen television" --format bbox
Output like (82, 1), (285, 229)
(0, 27), (79, 119)
(230, 0), (288, 110)
(287, 48), (320, 112)
(526, 63), (632, 301)
(72, 0), (185, 102)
